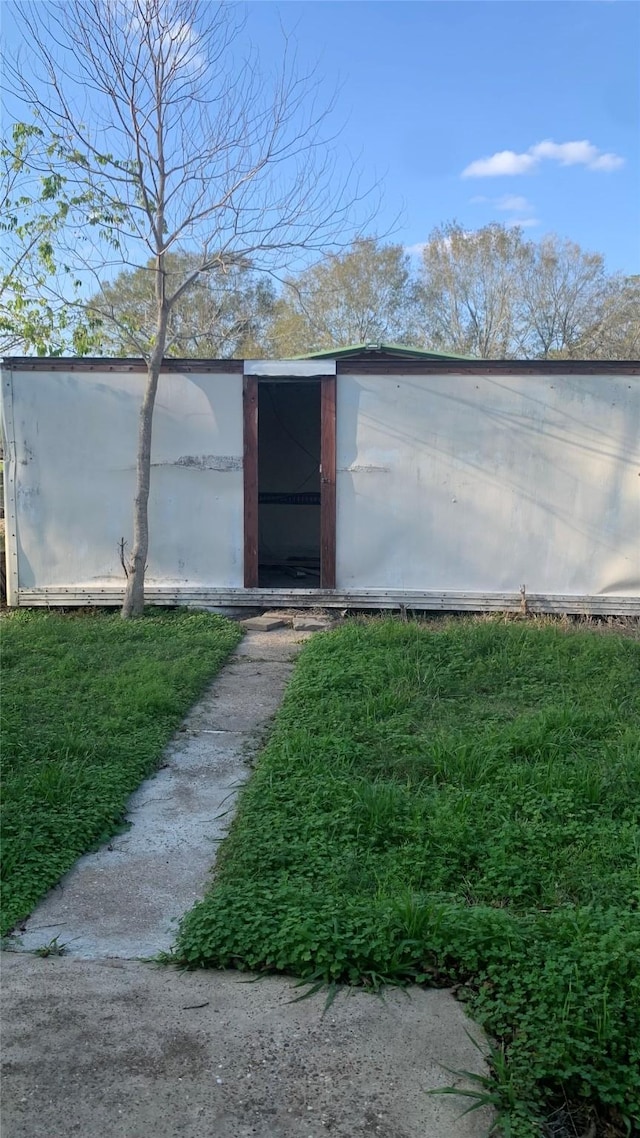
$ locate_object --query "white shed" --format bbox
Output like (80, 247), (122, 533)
(1, 345), (639, 613)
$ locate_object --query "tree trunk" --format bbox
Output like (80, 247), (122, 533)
(121, 310), (168, 618)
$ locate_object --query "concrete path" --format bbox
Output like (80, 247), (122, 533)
(1, 626), (493, 1138)
(1, 956), (493, 1138)
(11, 628), (306, 959)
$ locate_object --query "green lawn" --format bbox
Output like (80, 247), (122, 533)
(0, 609), (242, 935)
(174, 618), (640, 1136)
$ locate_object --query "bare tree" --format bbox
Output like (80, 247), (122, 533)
(6, 0), (373, 615)
(418, 222), (629, 361)
(90, 253), (277, 358)
(265, 238), (424, 356)
(583, 275), (640, 361)
(419, 222), (529, 358)
(518, 235), (609, 358)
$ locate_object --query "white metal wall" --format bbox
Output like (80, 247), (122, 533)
(2, 363), (638, 609)
(335, 372), (640, 597)
(1, 367), (244, 600)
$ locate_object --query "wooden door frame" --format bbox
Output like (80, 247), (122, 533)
(243, 374), (259, 587)
(243, 374), (336, 589)
(319, 375), (336, 588)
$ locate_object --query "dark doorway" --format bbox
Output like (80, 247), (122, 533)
(243, 374), (336, 590)
(257, 381), (321, 586)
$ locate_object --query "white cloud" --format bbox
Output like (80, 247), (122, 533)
(404, 242), (428, 257)
(496, 194), (532, 213)
(505, 217), (540, 229)
(590, 152), (626, 171)
(469, 192), (539, 229)
(530, 140), (623, 169)
(464, 151), (537, 177)
(470, 193), (535, 215)
(462, 138), (625, 177)
(129, 9), (204, 74)
(530, 139), (595, 165)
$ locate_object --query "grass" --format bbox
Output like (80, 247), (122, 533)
(0, 608), (242, 935)
(173, 617), (640, 1136)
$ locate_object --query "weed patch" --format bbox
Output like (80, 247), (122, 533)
(0, 609), (241, 934)
(174, 619), (640, 1135)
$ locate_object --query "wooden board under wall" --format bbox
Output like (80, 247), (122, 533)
(11, 586), (640, 616)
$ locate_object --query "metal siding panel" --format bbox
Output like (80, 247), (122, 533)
(6, 363), (639, 610)
(7, 368), (244, 591)
(336, 372), (640, 597)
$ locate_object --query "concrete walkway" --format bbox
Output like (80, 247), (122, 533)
(11, 628), (305, 959)
(1, 626), (493, 1138)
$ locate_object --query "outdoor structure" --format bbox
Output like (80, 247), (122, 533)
(1, 344), (638, 613)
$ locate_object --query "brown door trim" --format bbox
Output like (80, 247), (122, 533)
(320, 375), (337, 589)
(244, 374), (336, 590)
(243, 374), (259, 587)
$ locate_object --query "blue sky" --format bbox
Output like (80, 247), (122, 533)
(245, 0), (640, 274)
(1, 0), (638, 276)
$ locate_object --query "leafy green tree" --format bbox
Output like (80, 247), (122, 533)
(91, 253), (276, 358)
(266, 238), (423, 356)
(0, 123), (98, 355)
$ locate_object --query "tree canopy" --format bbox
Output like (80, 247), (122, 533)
(85, 225), (633, 363)
(0, 123), (99, 355)
(264, 238), (423, 357)
(91, 253), (277, 358)
(416, 223), (637, 360)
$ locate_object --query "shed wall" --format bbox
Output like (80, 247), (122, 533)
(335, 372), (640, 597)
(1, 368), (244, 598)
(2, 363), (639, 610)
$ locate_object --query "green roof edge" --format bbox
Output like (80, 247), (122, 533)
(293, 342), (474, 361)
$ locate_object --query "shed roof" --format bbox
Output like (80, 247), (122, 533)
(300, 342), (473, 361)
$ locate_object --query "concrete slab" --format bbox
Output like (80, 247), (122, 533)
(241, 614), (289, 631)
(0, 955), (494, 1138)
(292, 617), (335, 632)
(8, 629), (303, 960)
(234, 628), (312, 660)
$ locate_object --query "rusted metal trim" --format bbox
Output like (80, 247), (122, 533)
(243, 374), (259, 587)
(338, 360), (640, 376)
(3, 357), (244, 373)
(4, 357), (638, 376)
(320, 375), (337, 589)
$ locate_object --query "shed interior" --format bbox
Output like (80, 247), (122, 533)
(257, 380), (321, 586)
